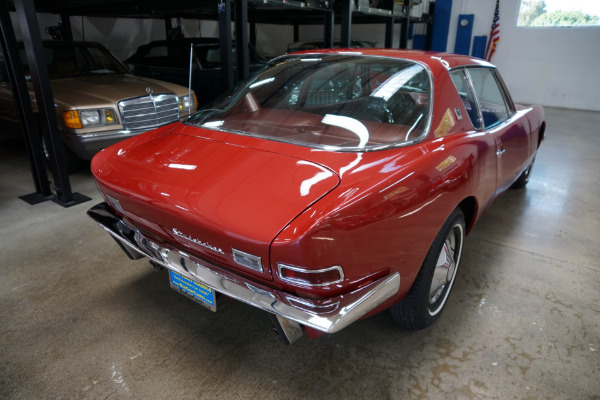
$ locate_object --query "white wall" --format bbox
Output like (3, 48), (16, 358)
(447, 0), (600, 111)
(70, 17), (209, 60)
(70, 17), (168, 60)
(193, 21), (294, 59)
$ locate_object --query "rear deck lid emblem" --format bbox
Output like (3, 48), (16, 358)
(172, 228), (225, 255)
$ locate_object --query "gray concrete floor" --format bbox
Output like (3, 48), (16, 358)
(1, 107), (599, 400)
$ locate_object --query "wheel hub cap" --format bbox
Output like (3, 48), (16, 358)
(430, 233), (456, 305)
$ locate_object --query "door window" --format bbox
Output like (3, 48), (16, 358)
(466, 68), (510, 129)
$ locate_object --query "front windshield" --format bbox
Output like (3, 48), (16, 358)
(20, 44), (129, 80)
(188, 54), (432, 151)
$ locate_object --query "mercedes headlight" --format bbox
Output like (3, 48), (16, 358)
(63, 109), (118, 129)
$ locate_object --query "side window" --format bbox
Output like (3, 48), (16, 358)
(141, 45), (169, 67)
(205, 46), (238, 68)
(467, 68), (510, 129)
(449, 69), (481, 129)
(147, 45), (168, 58)
(205, 48), (221, 66)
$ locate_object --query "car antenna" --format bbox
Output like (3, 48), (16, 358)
(188, 43), (193, 116)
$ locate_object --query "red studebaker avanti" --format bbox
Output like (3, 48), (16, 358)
(88, 49), (544, 344)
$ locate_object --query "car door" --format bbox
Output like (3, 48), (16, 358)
(465, 67), (530, 192)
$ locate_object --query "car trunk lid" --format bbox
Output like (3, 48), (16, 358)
(91, 128), (340, 281)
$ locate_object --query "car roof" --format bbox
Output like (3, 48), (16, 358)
(290, 48), (494, 72)
(288, 40), (375, 46)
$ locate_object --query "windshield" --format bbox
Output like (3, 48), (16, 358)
(187, 54), (432, 151)
(20, 43), (129, 80)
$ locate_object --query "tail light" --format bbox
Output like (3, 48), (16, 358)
(232, 248), (263, 273)
(277, 264), (344, 287)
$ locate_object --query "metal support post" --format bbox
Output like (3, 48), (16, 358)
(385, 18), (393, 48)
(425, 2), (435, 50)
(14, 0), (89, 207)
(249, 17), (256, 47)
(218, 0), (234, 90)
(164, 17), (172, 39)
(234, 0), (249, 81)
(0, 0), (51, 203)
(399, 1), (411, 49)
(324, 7), (334, 48)
(60, 14), (73, 41)
(340, 0), (352, 47)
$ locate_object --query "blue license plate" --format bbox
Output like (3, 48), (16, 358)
(169, 270), (217, 312)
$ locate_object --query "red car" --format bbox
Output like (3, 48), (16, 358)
(88, 49), (544, 344)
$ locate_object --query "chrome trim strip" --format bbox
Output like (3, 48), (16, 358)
(284, 295), (340, 314)
(88, 202), (400, 334)
(462, 68), (485, 131)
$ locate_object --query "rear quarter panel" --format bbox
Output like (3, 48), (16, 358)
(270, 64), (503, 302)
(270, 129), (498, 301)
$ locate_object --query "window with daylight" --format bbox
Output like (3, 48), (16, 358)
(517, 0), (600, 27)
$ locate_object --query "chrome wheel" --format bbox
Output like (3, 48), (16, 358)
(428, 223), (463, 316)
(390, 208), (465, 329)
(522, 164), (532, 182)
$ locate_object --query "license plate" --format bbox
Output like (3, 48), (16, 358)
(169, 270), (217, 312)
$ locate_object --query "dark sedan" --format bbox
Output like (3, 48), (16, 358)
(124, 38), (266, 106)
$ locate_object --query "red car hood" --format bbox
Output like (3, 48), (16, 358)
(91, 127), (340, 281)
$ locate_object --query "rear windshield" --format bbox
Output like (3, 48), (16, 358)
(187, 54), (432, 151)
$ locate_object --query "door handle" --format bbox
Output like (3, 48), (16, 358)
(496, 148), (506, 157)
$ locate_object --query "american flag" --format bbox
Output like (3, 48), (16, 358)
(485, 0), (500, 61)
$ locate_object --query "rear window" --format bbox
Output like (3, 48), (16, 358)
(188, 54), (432, 151)
(18, 44), (129, 80)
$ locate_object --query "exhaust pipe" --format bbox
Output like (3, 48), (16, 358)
(268, 314), (304, 345)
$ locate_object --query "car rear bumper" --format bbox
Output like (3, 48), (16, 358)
(87, 202), (401, 334)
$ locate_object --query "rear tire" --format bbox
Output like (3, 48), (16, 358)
(511, 155), (536, 189)
(391, 208), (465, 330)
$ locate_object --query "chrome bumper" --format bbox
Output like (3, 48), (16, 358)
(61, 129), (147, 160)
(88, 202), (400, 334)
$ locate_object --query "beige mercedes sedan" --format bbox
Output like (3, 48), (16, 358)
(0, 40), (197, 169)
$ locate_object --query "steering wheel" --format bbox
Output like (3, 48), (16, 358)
(364, 97), (394, 123)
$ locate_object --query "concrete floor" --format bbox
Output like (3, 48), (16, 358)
(1, 107), (599, 399)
